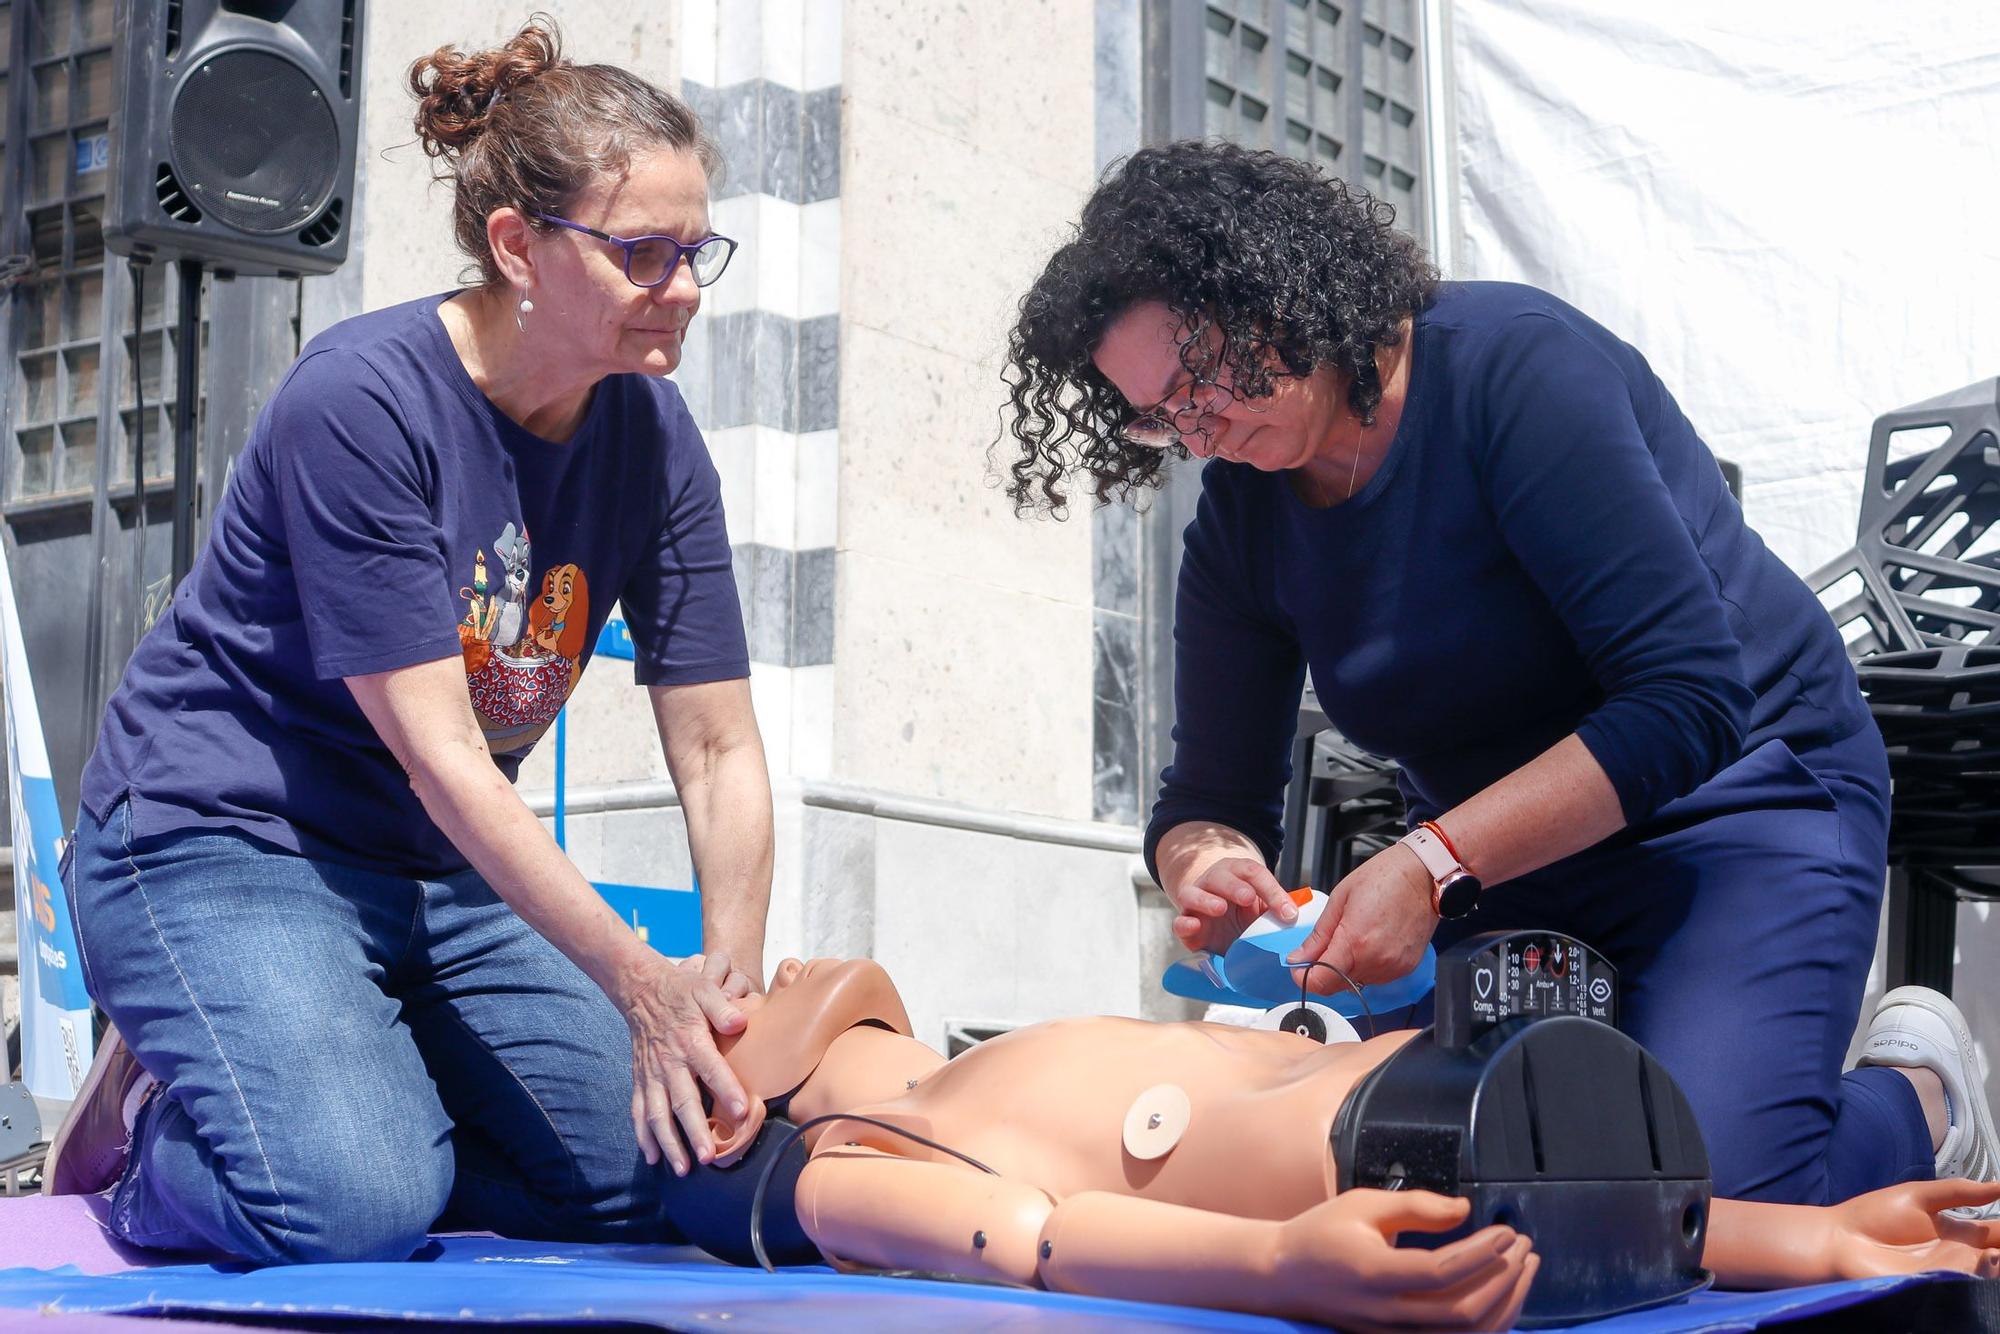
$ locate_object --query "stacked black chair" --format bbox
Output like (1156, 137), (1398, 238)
(1276, 687), (1407, 896)
(1300, 730), (1408, 893)
(1809, 378), (2000, 993)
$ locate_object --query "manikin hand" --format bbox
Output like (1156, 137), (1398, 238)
(622, 949), (752, 1177)
(1290, 844), (1436, 990)
(1166, 855), (1299, 954)
(1273, 1190), (1537, 1333)
(1821, 1179), (2000, 1279)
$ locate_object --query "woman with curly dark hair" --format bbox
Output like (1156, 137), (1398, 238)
(1002, 139), (1994, 1211)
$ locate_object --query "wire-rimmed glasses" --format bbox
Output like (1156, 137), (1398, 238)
(1117, 373), (1248, 449)
(534, 214), (738, 289)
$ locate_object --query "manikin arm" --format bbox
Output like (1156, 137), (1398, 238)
(795, 1148), (1053, 1283)
(796, 1148), (1533, 1333)
(1706, 1180), (2000, 1289)
(1041, 1190), (1533, 1333)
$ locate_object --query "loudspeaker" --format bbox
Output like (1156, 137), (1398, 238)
(105, 0), (365, 278)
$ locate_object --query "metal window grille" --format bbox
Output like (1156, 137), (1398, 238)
(1152, 0), (1429, 247)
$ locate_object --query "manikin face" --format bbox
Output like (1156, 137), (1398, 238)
(517, 146), (714, 379)
(1091, 301), (1349, 471)
(738, 957), (866, 1016)
(769, 958), (817, 991)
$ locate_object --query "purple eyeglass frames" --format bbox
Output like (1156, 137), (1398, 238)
(533, 214), (738, 289)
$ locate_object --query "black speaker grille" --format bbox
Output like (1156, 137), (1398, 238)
(298, 197), (343, 248)
(170, 49), (340, 235)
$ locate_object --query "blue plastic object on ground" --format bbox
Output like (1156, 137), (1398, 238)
(594, 618), (639, 662)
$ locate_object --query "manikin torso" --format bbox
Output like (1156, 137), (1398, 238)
(723, 960), (1410, 1219)
(831, 1020), (1408, 1216)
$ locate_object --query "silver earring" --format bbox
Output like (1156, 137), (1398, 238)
(516, 293), (534, 334)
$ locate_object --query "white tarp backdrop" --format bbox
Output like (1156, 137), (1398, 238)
(1448, 0), (2000, 573)
(1447, 0), (2000, 1107)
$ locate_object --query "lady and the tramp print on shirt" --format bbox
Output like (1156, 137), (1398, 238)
(456, 520), (590, 754)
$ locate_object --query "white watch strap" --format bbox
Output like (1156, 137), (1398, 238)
(1398, 824), (1460, 884)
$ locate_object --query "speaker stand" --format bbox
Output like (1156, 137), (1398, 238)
(171, 260), (205, 588)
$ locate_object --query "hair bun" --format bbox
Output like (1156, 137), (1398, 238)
(409, 16), (563, 158)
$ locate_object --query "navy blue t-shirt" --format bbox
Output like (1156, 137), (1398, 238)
(1145, 281), (1870, 873)
(82, 293), (749, 876)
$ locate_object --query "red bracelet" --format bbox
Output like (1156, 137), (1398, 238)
(1420, 819), (1465, 865)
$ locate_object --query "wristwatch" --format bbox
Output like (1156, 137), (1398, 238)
(1398, 820), (1483, 919)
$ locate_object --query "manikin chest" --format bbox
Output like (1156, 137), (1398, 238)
(835, 1017), (1341, 1219)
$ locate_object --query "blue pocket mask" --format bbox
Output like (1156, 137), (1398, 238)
(1161, 888), (1436, 1017)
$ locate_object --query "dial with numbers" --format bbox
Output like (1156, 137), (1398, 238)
(1436, 931), (1616, 1051)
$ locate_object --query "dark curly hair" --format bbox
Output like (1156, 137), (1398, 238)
(999, 139), (1438, 516)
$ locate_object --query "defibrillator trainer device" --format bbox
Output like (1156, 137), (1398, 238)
(1331, 930), (1713, 1327)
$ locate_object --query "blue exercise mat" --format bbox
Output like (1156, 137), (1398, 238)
(0, 1235), (1972, 1332)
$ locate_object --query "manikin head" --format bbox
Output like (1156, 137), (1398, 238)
(706, 958), (915, 1165)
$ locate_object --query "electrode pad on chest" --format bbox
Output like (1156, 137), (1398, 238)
(1121, 1083), (1192, 1160)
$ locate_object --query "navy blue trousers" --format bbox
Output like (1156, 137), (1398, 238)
(1428, 727), (1931, 1206)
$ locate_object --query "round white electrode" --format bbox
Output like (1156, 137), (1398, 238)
(1255, 1000), (1361, 1046)
(1122, 1083), (1192, 1160)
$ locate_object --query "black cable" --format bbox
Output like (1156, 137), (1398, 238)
(749, 1110), (1000, 1273)
(1287, 957), (1376, 1035)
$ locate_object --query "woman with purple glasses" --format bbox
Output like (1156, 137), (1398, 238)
(48, 18), (772, 1262)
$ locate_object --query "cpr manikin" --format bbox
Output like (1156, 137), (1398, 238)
(699, 959), (2000, 1333)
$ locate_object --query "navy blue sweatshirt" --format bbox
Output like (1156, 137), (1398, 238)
(1144, 282), (1869, 877)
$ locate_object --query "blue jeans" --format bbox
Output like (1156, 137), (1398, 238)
(65, 797), (682, 1262)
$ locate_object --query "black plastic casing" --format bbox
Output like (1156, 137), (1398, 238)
(1332, 935), (1713, 1327)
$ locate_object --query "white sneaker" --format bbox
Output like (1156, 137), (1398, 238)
(1856, 985), (2000, 1218)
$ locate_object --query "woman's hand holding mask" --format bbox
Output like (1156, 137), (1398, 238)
(1289, 844), (1436, 990)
